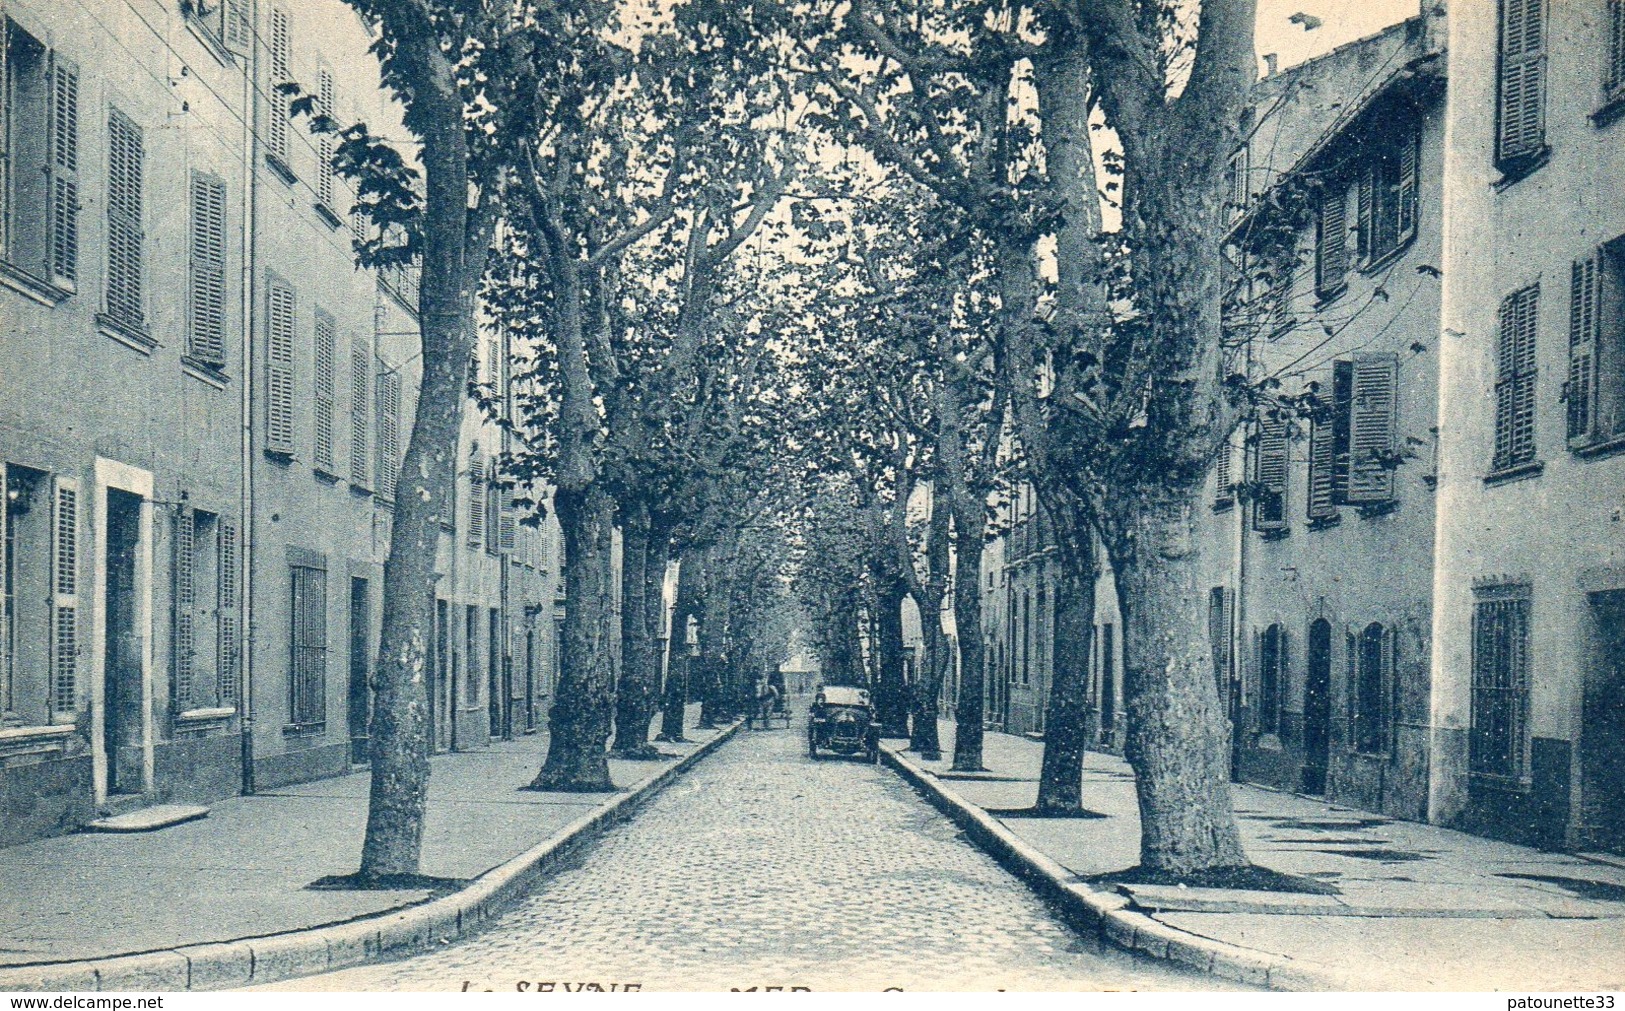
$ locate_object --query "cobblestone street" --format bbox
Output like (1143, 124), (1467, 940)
(276, 715), (1233, 991)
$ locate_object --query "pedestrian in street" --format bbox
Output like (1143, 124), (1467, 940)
(750, 674), (779, 730)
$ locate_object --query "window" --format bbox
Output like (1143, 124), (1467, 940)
(289, 559), (327, 727)
(350, 335), (371, 489)
(313, 67), (341, 226)
(1315, 183), (1350, 297)
(1356, 121), (1419, 266)
(265, 5), (293, 177)
(188, 172), (228, 368)
(265, 275), (296, 456)
(1351, 621), (1394, 755)
(218, 514), (239, 706)
(313, 308), (337, 475)
(2, 464), (71, 727)
(1, 23), (78, 291)
(467, 451), (486, 549)
(172, 508), (227, 712)
(184, 0), (251, 54)
(105, 109), (146, 335)
(1208, 587), (1234, 690)
(1256, 623), (1285, 735)
(376, 367), (401, 500)
(1253, 415), (1289, 532)
(464, 604), (480, 704)
(1497, 0), (1546, 168)
(1568, 242), (1625, 447)
(1348, 354), (1399, 502)
(1609, 0), (1625, 101)
(1213, 430), (1235, 509)
(1225, 146), (1248, 222)
(1470, 585), (1531, 784)
(1494, 285), (1540, 473)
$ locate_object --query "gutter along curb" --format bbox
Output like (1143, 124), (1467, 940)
(0, 721), (743, 993)
(878, 742), (1351, 991)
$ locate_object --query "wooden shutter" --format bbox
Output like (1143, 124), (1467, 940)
(47, 53), (79, 286)
(189, 172), (228, 366)
(497, 503), (517, 554)
(223, 0), (252, 53)
(1397, 126), (1419, 245)
(350, 338), (371, 488)
(1214, 431), (1233, 505)
(1494, 286), (1540, 471)
(1381, 625), (1398, 753)
(0, 465), (7, 713)
(316, 69), (336, 211)
(173, 507), (196, 711)
(266, 277), (296, 455)
(1569, 253), (1601, 445)
(1497, 0), (1546, 164)
(376, 369), (400, 500)
(1356, 166), (1374, 264)
(106, 110), (144, 329)
(467, 455), (486, 548)
(50, 475), (79, 717)
(1253, 416), (1289, 531)
(267, 6), (291, 164)
(314, 308), (337, 473)
(1610, 0), (1625, 97)
(218, 515), (239, 707)
(1307, 399), (1338, 520)
(1315, 185), (1348, 297)
(1347, 353), (1398, 503)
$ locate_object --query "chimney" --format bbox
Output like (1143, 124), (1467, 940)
(1262, 52), (1279, 77)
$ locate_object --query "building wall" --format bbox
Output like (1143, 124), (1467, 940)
(1, 0), (249, 830)
(1434, 0), (1625, 850)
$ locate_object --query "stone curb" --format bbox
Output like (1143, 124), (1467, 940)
(879, 743), (1327, 991)
(0, 722), (743, 993)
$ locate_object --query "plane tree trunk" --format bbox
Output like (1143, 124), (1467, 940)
(611, 501), (665, 758)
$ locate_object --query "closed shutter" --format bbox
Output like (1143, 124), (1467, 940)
(173, 507), (196, 711)
(218, 515), (239, 707)
(1610, 0), (1625, 97)
(1568, 253), (1601, 445)
(467, 455), (486, 548)
(188, 173), (228, 366)
(1315, 185), (1348, 297)
(106, 110), (145, 330)
(1396, 126), (1419, 244)
(1331, 360), (1354, 503)
(376, 369), (401, 500)
(266, 277), (296, 455)
(1494, 285), (1540, 471)
(1382, 625), (1398, 753)
(47, 54), (79, 287)
(50, 476), (79, 717)
(1213, 431), (1233, 504)
(316, 69), (336, 212)
(1355, 166), (1374, 264)
(314, 308), (337, 473)
(498, 504), (517, 554)
(1307, 397), (1338, 520)
(224, 0), (252, 54)
(0, 466), (7, 713)
(267, 6), (291, 165)
(1347, 353), (1398, 503)
(1497, 0), (1546, 164)
(350, 339), (371, 488)
(1253, 416), (1288, 531)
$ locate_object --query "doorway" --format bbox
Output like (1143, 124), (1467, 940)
(1303, 618), (1334, 795)
(1580, 590), (1625, 852)
(348, 577), (371, 764)
(102, 489), (142, 796)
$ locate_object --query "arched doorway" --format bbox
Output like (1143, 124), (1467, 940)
(1303, 618), (1333, 795)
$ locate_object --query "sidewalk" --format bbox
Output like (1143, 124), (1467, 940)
(0, 709), (734, 990)
(885, 721), (1625, 991)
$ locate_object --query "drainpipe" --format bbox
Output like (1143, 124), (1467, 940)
(237, 0), (262, 796)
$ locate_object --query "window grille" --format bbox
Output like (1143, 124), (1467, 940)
(289, 562), (327, 726)
(1470, 589), (1531, 783)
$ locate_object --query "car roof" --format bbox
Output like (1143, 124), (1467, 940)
(818, 686), (870, 706)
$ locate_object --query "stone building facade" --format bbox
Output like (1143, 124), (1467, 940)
(0, 0), (558, 847)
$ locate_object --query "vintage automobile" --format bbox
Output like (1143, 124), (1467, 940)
(807, 685), (881, 762)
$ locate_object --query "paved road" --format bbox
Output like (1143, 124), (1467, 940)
(276, 713), (1235, 991)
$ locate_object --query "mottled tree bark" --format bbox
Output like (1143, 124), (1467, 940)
(530, 485), (618, 791)
(611, 501), (663, 758)
(1106, 496), (1247, 873)
(1034, 552), (1096, 813)
(657, 547), (702, 741)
